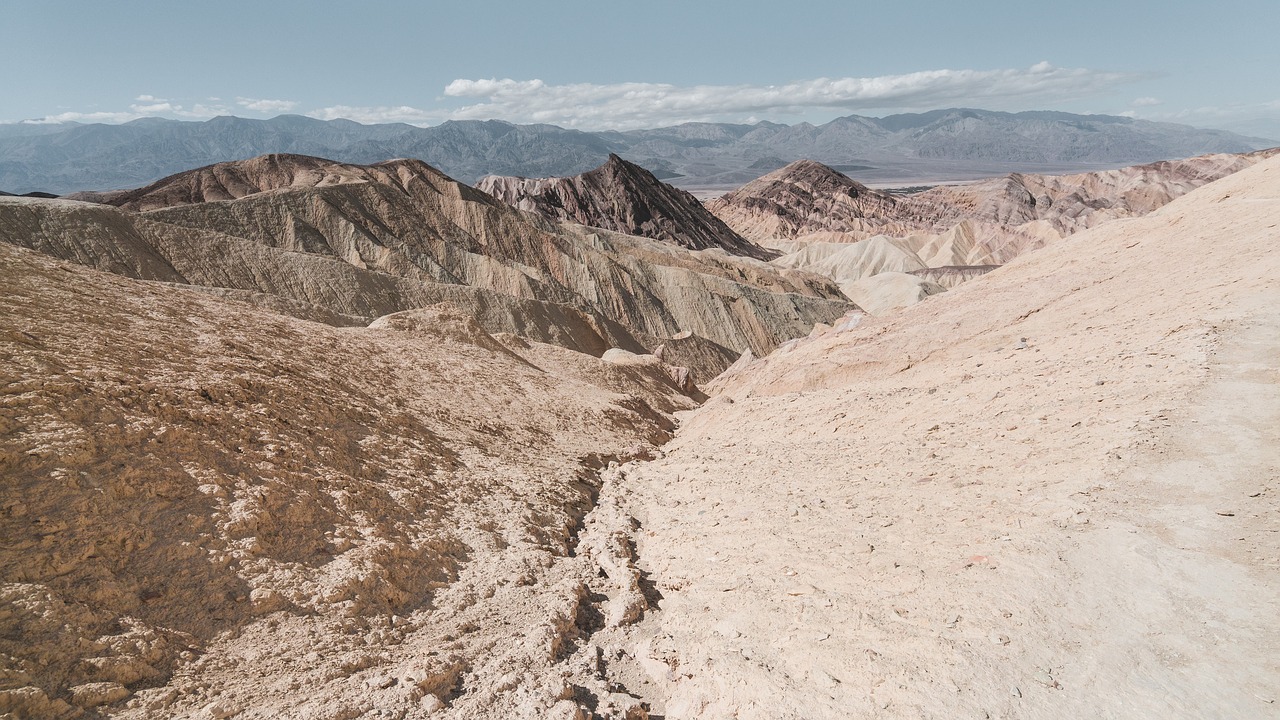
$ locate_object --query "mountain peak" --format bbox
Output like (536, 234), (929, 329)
(478, 156), (774, 259)
(708, 160), (897, 241)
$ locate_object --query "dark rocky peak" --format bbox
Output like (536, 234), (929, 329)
(477, 156), (775, 260)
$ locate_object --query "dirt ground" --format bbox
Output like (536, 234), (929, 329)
(602, 156), (1280, 719)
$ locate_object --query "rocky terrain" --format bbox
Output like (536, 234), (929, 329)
(603, 152), (1280, 719)
(6, 153), (852, 383)
(477, 155), (771, 259)
(0, 241), (702, 719)
(711, 149), (1279, 313)
(2, 147), (1278, 720)
(2, 109), (1271, 195)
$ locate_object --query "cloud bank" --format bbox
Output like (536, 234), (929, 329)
(11, 64), (1146, 129)
(427, 62), (1138, 129)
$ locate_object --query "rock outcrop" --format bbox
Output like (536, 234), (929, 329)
(477, 154), (774, 259)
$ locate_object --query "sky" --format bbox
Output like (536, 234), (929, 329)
(4, 0), (1278, 138)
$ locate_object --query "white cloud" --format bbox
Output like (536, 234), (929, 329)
(1118, 99), (1280, 139)
(16, 64), (1145, 129)
(23, 110), (141, 124)
(1132, 96), (1162, 107)
(430, 63), (1140, 129)
(132, 101), (177, 114)
(236, 97), (299, 113)
(308, 104), (442, 125)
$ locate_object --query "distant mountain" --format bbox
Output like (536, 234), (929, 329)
(477, 154), (773, 259)
(0, 109), (1273, 194)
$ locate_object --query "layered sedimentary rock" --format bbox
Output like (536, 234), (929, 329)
(477, 154), (773, 259)
(707, 160), (904, 241)
(0, 242), (701, 718)
(7, 154), (854, 382)
(716, 151), (1278, 313)
(712, 150), (1280, 247)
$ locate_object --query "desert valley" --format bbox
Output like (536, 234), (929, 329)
(3, 2), (1280, 708)
(2, 122), (1277, 718)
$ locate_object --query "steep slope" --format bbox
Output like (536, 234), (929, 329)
(0, 242), (703, 719)
(4, 155), (853, 381)
(476, 154), (772, 259)
(604, 155), (1280, 718)
(772, 236), (927, 285)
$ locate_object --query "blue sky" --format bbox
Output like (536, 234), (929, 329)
(4, 0), (1278, 137)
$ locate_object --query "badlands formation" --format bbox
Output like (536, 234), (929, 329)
(707, 150), (1279, 314)
(0, 147), (1277, 719)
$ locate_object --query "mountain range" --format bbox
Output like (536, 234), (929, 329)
(1, 109), (1272, 195)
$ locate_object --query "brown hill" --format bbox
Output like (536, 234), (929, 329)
(713, 150), (1279, 249)
(706, 159), (903, 241)
(0, 241), (701, 718)
(66, 153), (380, 212)
(2, 151), (1277, 720)
(7, 155), (853, 383)
(718, 151), (1277, 314)
(477, 154), (774, 260)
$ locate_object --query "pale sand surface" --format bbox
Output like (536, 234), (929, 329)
(608, 157), (1280, 718)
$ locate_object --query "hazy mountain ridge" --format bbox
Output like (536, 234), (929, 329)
(1, 109), (1272, 194)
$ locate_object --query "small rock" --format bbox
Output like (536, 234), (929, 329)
(1216, 510), (1236, 517)
(203, 698), (239, 718)
(1013, 339), (1028, 350)
(812, 669), (839, 689)
(547, 700), (586, 720)
(1032, 670), (1059, 689)
(420, 694), (444, 713)
(989, 633), (1010, 645)
(69, 682), (131, 708)
(1010, 686), (1022, 698)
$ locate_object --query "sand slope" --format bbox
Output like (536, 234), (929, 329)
(605, 156), (1280, 718)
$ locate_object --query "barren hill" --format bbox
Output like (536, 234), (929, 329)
(0, 241), (703, 719)
(713, 150), (1279, 246)
(3, 148), (1278, 720)
(714, 151), (1278, 314)
(477, 155), (772, 259)
(706, 160), (903, 241)
(4, 154), (853, 382)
